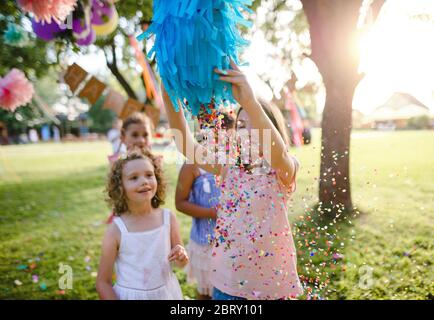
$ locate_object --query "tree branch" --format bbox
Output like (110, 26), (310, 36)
(104, 41), (138, 100)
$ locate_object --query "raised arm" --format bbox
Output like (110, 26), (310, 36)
(161, 85), (222, 176)
(215, 60), (297, 188)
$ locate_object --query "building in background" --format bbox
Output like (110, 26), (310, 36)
(361, 92), (433, 130)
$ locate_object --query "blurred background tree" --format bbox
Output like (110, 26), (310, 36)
(87, 96), (116, 134)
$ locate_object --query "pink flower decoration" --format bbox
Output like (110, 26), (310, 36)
(17, 0), (78, 24)
(0, 69), (34, 112)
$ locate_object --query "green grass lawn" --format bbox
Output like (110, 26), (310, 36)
(0, 130), (433, 300)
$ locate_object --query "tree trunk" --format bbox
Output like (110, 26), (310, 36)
(105, 42), (138, 100)
(319, 80), (354, 213)
(300, 0), (384, 217)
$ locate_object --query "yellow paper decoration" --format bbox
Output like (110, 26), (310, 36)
(92, 8), (119, 37)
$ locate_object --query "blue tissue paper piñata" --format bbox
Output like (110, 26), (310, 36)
(137, 0), (253, 116)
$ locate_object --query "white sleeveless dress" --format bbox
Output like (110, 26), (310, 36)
(112, 209), (183, 300)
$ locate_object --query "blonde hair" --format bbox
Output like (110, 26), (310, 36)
(105, 149), (166, 215)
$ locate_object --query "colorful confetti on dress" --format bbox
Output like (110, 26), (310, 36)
(210, 163), (303, 300)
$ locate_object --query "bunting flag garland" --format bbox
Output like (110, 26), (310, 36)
(61, 63), (149, 122)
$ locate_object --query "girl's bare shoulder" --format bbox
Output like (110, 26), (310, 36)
(180, 163), (201, 178)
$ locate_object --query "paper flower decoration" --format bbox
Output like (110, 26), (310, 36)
(3, 22), (29, 47)
(75, 25), (96, 46)
(70, 2), (97, 46)
(17, 0), (78, 24)
(31, 18), (64, 41)
(73, 17), (96, 46)
(91, 0), (119, 37)
(138, 0), (253, 116)
(0, 69), (34, 112)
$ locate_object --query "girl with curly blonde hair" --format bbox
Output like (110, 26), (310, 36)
(96, 149), (188, 300)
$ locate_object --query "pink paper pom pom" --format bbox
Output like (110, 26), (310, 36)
(17, 0), (78, 24)
(0, 69), (35, 112)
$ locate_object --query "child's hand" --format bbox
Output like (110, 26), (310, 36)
(215, 59), (255, 107)
(168, 244), (189, 266)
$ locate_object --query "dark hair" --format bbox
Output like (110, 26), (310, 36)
(220, 111), (235, 130)
(121, 112), (152, 133)
(106, 148), (166, 215)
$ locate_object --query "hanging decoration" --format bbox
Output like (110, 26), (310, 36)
(72, 2), (96, 46)
(129, 35), (163, 110)
(91, 0), (119, 37)
(0, 69), (34, 112)
(17, 0), (78, 24)
(129, 35), (163, 128)
(28, 0), (118, 46)
(137, 0), (253, 116)
(61, 63), (158, 122)
(31, 18), (63, 41)
(3, 22), (29, 47)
